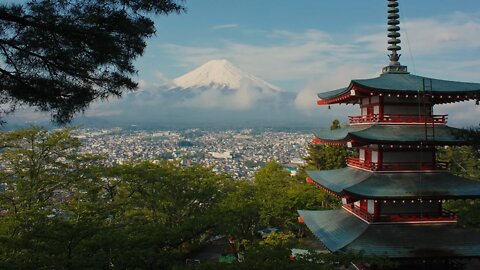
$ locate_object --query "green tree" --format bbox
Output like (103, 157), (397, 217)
(0, 127), (234, 269)
(330, 119), (341, 130)
(304, 143), (347, 170)
(216, 161), (338, 240)
(254, 161), (338, 230)
(0, 0), (184, 123)
(104, 160), (232, 268)
(254, 161), (294, 227)
(173, 245), (393, 270)
(304, 120), (347, 170)
(437, 146), (480, 180)
(0, 127), (112, 269)
(216, 181), (260, 238)
(438, 143), (480, 228)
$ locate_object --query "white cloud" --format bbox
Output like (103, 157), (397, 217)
(294, 63), (375, 114)
(160, 29), (360, 84)
(436, 100), (480, 127)
(356, 13), (480, 57)
(212, 24), (239, 30)
(137, 79), (149, 90)
(176, 79), (275, 110)
(154, 71), (169, 83)
(160, 12), (480, 88)
(154, 12), (480, 119)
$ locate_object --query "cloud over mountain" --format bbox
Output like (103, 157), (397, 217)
(52, 59), (323, 129)
(167, 59), (280, 110)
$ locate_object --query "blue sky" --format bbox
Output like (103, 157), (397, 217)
(137, 0), (480, 89)
(128, 0), (480, 124)
(10, 0), (480, 126)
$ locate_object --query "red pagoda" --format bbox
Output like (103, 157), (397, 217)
(298, 0), (480, 267)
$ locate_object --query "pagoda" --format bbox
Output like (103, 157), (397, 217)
(298, 0), (480, 267)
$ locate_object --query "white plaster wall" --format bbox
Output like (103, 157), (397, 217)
(368, 200), (375, 214)
(371, 151), (378, 162)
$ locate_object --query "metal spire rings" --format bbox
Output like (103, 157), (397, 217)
(388, 0), (401, 65)
(383, 0), (408, 74)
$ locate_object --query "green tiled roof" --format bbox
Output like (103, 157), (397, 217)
(297, 210), (368, 252)
(348, 223), (480, 258)
(317, 87), (349, 100)
(307, 167), (480, 199)
(314, 124), (465, 144)
(307, 168), (370, 193)
(298, 209), (480, 258)
(318, 73), (480, 100)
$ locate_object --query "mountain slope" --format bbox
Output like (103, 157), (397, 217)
(171, 59), (281, 92)
(8, 59), (333, 129)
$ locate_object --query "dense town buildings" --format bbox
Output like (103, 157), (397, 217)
(76, 128), (308, 179)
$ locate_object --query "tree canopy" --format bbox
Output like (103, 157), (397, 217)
(0, 127), (392, 268)
(304, 119), (347, 170)
(438, 141), (480, 228)
(0, 0), (184, 123)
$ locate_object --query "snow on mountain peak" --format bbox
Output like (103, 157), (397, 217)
(171, 59), (280, 91)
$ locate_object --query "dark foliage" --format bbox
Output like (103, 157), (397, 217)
(0, 0), (184, 123)
(304, 119), (347, 170)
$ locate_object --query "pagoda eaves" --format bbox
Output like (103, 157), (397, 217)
(317, 73), (480, 105)
(300, 0), (480, 264)
(298, 209), (480, 258)
(313, 124), (466, 146)
(307, 168), (480, 200)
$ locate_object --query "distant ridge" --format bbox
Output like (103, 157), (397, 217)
(171, 59), (281, 92)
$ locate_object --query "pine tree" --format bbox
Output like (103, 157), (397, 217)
(304, 119), (346, 170)
(0, 1), (184, 123)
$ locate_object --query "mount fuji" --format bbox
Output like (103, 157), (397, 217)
(159, 59), (284, 111)
(170, 59), (280, 92)
(9, 59), (329, 129)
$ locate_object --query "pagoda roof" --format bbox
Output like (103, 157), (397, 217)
(314, 124), (465, 145)
(307, 167), (480, 199)
(317, 73), (480, 105)
(298, 209), (480, 258)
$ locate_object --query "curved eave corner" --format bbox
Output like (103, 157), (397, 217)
(317, 91), (353, 105)
(317, 83), (357, 105)
(316, 73), (480, 105)
(297, 209), (369, 252)
(313, 125), (370, 146)
(306, 168), (372, 196)
(314, 125), (468, 146)
(313, 137), (348, 146)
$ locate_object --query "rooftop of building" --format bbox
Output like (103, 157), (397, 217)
(298, 209), (480, 258)
(313, 124), (466, 145)
(307, 167), (480, 199)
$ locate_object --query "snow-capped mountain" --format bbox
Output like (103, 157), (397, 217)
(171, 59), (281, 92)
(44, 59), (326, 129)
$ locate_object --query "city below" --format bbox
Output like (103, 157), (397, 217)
(75, 128), (310, 179)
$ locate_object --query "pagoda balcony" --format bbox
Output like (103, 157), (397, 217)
(346, 157), (449, 172)
(343, 205), (457, 224)
(348, 114), (448, 125)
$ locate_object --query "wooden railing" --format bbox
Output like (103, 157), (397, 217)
(349, 114), (447, 125)
(343, 205), (374, 222)
(344, 205), (457, 223)
(378, 210), (457, 223)
(346, 157), (449, 171)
